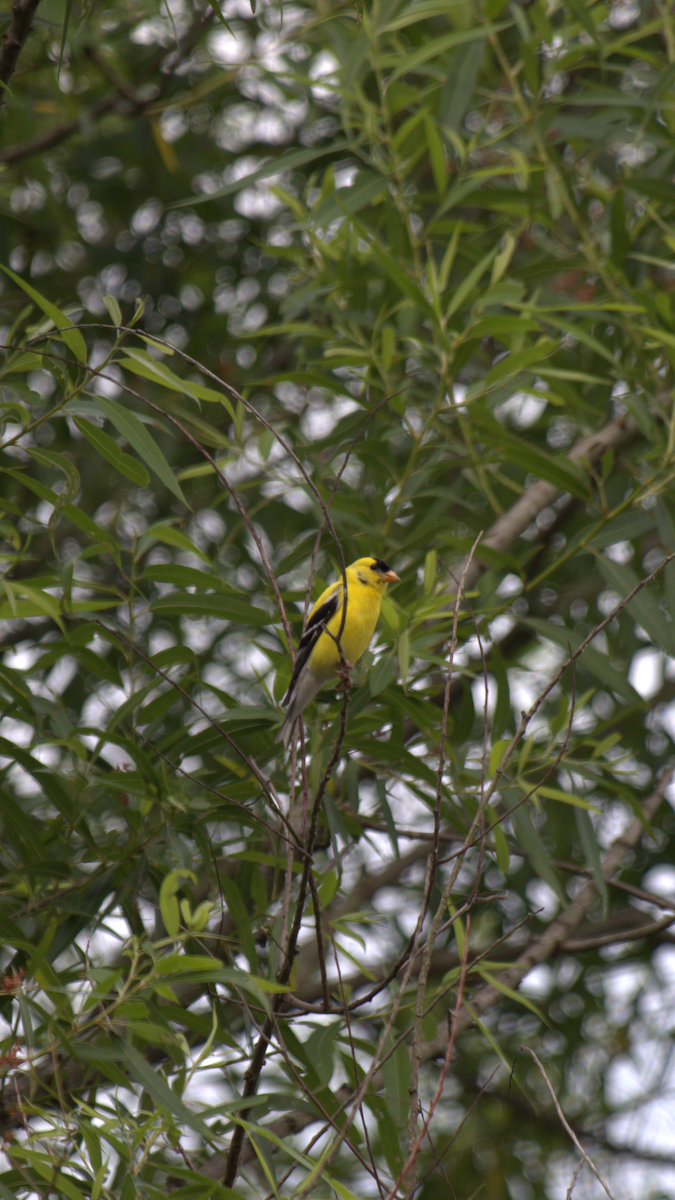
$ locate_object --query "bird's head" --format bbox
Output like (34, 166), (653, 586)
(349, 557), (400, 589)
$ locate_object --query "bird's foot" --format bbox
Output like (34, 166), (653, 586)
(335, 660), (353, 692)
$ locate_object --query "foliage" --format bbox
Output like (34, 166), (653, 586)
(2, 0), (675, 1197)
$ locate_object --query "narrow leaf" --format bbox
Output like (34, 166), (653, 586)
(575, 809), (609, 913)
(596, 554), (675, 656)
(94, 397), (187, 504)
(119, 1041), (214, 1141)
(149, 592), (271, 624)
(1, 266), (87, 364)
(73, 416), (151, 485)
(512, 804), (567, 903)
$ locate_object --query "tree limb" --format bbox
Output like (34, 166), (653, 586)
(457, 409), (640, 590)
(0, 0), (41, 110)
(421, 764), (674, 1060)
(0, 7), (214, 161)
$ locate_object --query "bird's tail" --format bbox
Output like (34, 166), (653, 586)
(274, 700), (300, 748)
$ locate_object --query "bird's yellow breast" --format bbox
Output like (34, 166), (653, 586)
(309, 578), (382, 676)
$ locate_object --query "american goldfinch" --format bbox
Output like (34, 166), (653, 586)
(275, 556), (400, 748)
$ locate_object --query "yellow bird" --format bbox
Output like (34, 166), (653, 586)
(275, 556), (400, 748)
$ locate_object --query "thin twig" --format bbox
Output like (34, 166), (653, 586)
(405, 536), (482, 1185)
(553, 864), (675, 912)
(562, 911), (675, 951)
(566, 1158), (586, 1200)
(421, 764), (675, 1061)
(306, 871), (331, 1011)
(484, 549), (675, 820)
(519, 1047), (619, 1200)
(322, 888), (388, 1196)
(386, 913), (472, 1200)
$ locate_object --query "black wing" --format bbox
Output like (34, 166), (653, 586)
(282, 587), (341, 706)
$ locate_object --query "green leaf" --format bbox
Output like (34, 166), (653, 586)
(141, 564), (237, 592)
(492, 820), (510, 875)
(522, 616), (640, 702)
(61, 502), (120, 562)
(447, 246), (499, 318)
(72, 415), (151, 485)
(656, 502), (675, 623)
(159, 868), (196, 937)
(94, 396), (187, 504)
(0, 786), (46, 865)
(483, 339), (558, 385)
(564, 0), (600, 45)
(596, 554), (675, 656)
(149, 592), (272, 624)
(304, 1022), (338, 1088)
(387, 24), (510, 81)
(535, 785), (600, 813)
(0, 738), (74, 819)
(174, 138), (354, 206)
(539, 316), (617, 366)
(424, 114), (448, 194)
(370, 244), (437, 321)
(471, 414), (590, 499)
(468, 315), (541, 339)
(512, 803), (567, 903)
(368, 654), (397, 696)
(440, 41), (485, 130)
(491, 647), (512, 739)
(10, 1153), (86, 1200)
(381, 1), (480, 30)
(489, 737), (512, 777)
(154, 956), (289, 994)
(0, 266), (87, 364)
(381, 1034), (410, 1128)
(102, 294), (122, 326)
(476, 967), (548, 1022)
(310, 170), (388, 227)
(330, 1182), (368, 1200)
(119, 347), (235, 419)
(0, 581), (64, 628)
(317, 867), (339, 906)
(118, 1041), (214, 1141)
(575, 808), (608, 914)
(218, 873), (259, 974)
(137, 522), (211, 563)
(588, 509), (656, 549)
(27, 447), (80, 499)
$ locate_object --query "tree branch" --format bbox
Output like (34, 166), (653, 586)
(0, 7), (214, 162)
(421, 763), (675, 1060)
(0, 0), (41, 110)
(456, 408), (640, 591)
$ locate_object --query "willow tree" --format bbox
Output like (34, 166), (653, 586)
(2, 0), (675, 1197)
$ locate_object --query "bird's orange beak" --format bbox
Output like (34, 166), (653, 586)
(383, 569), (400, 583)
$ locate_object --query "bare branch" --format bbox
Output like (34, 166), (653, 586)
(520, 1047), (619, 1200)
(0, 0), (42, 111)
